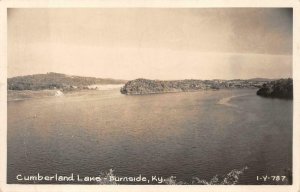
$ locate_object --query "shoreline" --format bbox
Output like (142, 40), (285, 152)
(7, 89), (110, 102)
(123, 87), (257, 96)
(7, 88), (256, 101)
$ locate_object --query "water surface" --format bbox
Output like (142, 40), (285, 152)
(7, 89), (292, 184)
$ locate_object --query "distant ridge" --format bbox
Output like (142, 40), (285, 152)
(247, 78), (275, 81)
(8, 72), (127, 91)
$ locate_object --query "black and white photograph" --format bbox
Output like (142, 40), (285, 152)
(0, 2), (299, 191)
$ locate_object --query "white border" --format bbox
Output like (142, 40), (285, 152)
(0, 1), (299, 192)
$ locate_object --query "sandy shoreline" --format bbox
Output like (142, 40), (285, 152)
(7, 90), (66, 101)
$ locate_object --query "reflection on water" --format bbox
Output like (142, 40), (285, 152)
(7, 89), (292, 184)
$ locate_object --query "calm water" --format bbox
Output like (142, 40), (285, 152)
(7, 89), (292, 184)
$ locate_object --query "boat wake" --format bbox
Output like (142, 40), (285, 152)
(217, 94), (251, 108)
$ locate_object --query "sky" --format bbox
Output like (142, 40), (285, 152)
(8, 8), (293, 80)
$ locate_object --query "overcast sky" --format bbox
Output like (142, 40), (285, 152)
(8, 8), (292, 80)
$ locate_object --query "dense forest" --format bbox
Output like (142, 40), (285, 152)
(256, 78), (293, 99)
(120, 78), (272, 95)
(8, 73), (127, 91)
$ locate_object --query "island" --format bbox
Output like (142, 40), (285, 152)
(256, 78), (293, 99)
(120, 78), (273, 95)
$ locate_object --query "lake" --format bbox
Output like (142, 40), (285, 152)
(7, 89), (293, 184)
